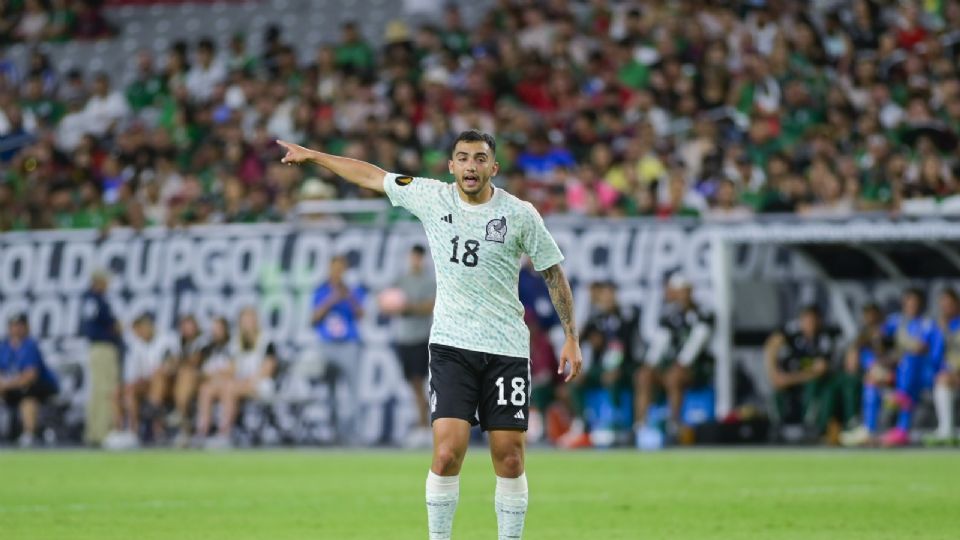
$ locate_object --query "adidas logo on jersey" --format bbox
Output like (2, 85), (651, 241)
(514, 410), (524, 420)
(441, 214), (453, 224)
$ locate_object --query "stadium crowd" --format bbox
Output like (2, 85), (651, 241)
(0, 0), (113, 44)
(2, 0), (960, 231)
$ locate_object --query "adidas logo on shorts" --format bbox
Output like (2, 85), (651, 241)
(514, 410), (524, 420)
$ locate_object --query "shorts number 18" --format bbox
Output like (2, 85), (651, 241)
(495, 376), (526, 406)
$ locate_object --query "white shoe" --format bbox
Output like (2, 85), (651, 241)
(104, 430), (140, 450)
(103, 430), (124, 450)
(840, 425), (871, 447)
(120, 431), (141, 450)
(204, 435), (233, 450)
(17, 433), (36, 448)
(173, 432), (191, 449)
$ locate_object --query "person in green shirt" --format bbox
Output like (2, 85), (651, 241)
(616, 39), (648, 90)
(44, 0), (76, 42)
(440, 4), (470, 56)
(71, 182), (109, 230)
(126, 51), (167, 111)
(19, 76), (64, 126)
(335, 21), (375, 74)
(233, 186), (282, 223)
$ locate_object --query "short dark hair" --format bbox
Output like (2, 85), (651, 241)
(411, 244), (426, 256)
(942, 288), (959, 303)
(8, 313), (27, 326)
(800, 304), (821, 318)
(452, 129), (496, 155)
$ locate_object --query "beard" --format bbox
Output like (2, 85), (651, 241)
(458, 175), (490, 195)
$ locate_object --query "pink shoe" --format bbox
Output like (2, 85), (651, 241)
(880, 428), (909, 447)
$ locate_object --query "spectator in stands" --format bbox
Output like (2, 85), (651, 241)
(704, 178), (753, 221)
(928, 288), (959, 445)
(72, 0), (112, 40)
(169, 315), (206, 447)
(764, 305), (841, 441)
(637, 275), (713, 444)
(387, 245), (435, 447)
(81, 270), (121, 447)
(3, 1), (960, 227)
(335, 21), (375, 75)
(186, 38), (226, 104)
(0, 314), (59, 447)
(195, 307), (277, 449)
(840, 303), (891, 447)
(125, 50), (165, 112)
(14, 0), (49, 43)
(561, 281), (640, 448)
(83, 72), (129, 139)
(312, 254), (366, 442)
(45, 0), (77, 42)
(877, 288), (940, 447)
(105, 313), (170, 449)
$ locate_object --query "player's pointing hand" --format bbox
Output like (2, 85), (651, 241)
(558, 336), (583, 382)
(277, 140), (312, 165)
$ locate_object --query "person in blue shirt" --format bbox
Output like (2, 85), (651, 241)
(80, 270), (121, 447)
(927, 288), (960, 444)
(878, 288), (940, 447)
(514, 132), (576, 181)
(312, 254), (366, 442)
(0, 314), (59, 447)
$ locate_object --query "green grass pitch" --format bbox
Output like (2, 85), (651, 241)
(1, 449), (957, 539)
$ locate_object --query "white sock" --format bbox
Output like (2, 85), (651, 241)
(426, 471), (459, 540)
(495, 473), (528, 540)
(934, 383), (955, 438)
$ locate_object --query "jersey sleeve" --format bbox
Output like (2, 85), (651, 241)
(382, 172), (446, 219)
(519, 203), (564, 271)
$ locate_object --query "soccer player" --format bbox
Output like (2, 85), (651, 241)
(927, 288), (959, 444)
(638, 275), (713, 443)
(839, 303), (891, 447)
(764, 305), (840, 439)
(878, 288), (939, 447)
(277, 129), (582, 540)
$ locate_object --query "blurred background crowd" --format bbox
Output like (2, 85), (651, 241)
(2, 0), (960, 231)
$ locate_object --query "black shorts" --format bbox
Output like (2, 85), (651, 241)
(3, 379), (57, 408)
(396, 342), (429, 380)
(428, 343), (530, 432)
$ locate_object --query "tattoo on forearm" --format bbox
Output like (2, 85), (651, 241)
(542, 264), (578, 339)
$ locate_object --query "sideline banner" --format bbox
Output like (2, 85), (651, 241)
(0, 220), (815, 443)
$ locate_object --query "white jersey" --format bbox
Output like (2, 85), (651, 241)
(123, 333), (173, 383)
(383, 173), (564, 358)
(230, 335), (276, 379)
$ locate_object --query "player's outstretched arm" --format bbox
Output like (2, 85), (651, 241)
(541, 263), (583, 382)
(277, 140), (386, 193)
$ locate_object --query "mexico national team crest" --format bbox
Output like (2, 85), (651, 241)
(485, 216), (507, 243)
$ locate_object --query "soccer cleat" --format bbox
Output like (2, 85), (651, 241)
(840, 425), (872, 447)
(921, 433), (957, 448)
(880, 427), (909, 447)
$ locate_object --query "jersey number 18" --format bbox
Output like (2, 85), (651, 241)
(449, 236), (479, 267)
